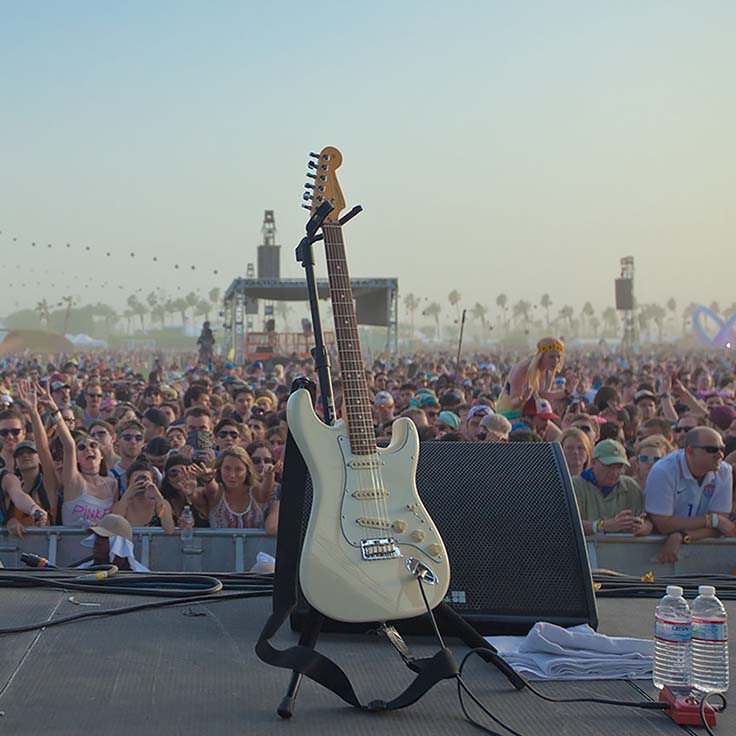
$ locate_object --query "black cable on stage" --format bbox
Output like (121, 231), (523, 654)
(701, 692), (727, 736)
(593, 570), (736, 599)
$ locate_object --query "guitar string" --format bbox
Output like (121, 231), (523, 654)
(324, 223), (388, 534)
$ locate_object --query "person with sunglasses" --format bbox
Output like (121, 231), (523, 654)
(0, 408), (27, 471)
(81, 382), (105, 429)
(36, 383), (118, 528)
(632, 434), (674, 490)
(110, 419), (157, 495)
(645, 426), (734, 563)
(213, 418), (245, 452)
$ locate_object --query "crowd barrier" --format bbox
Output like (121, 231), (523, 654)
(0, 527), (277, 572)
(588, 534), (736, 577)
(2, 529), (734, 577)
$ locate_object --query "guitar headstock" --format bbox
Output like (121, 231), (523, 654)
(303, 146), (345, 221)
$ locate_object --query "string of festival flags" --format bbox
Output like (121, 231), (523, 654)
(0, 226), (223, 303)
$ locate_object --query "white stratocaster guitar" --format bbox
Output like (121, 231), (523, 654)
(287, 146), (450, 623)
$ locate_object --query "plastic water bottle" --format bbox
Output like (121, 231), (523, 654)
(653, 585), (691, 689)
(180, 505), (194, 542)
(691, 585), (729, 693)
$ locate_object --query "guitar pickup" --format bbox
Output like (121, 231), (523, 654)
(361, 538), (401, 561)
(356, 517), (391, 530)
(347, 458), (385, 470)
(352, 489), (389, 500)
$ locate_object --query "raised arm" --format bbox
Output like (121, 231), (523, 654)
(19, 381), (60, 520)
(38, 381), (84, 501)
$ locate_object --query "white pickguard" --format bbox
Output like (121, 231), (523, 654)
(287, 388), (451, 623)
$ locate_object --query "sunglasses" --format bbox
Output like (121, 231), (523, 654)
(0, 428), (22, 437)
(120, 433), (144, 442)
(251, 457), (274, 465)
(575, 425), (592, 434)
(218, 431), (240, 439)
(76, 440), (100, 452)
(87, 393), (103, 399)
(638, 454), (662, 464)
(90, 430), (108, 438)
(693, 445), (725, 454)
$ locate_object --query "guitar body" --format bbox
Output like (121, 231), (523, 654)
(288, 388), (450, 622)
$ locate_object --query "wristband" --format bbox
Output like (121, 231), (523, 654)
(711, 513), (719, 529)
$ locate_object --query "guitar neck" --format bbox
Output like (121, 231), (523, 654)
(323, 222), (375, 455)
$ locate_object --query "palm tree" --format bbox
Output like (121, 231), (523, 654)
(93, 302), (119, 335)
(35, 299), (50, 329)
(185, 291), (199, 324)
(601, 307), (618, 338)
(61, 295), (76, 334)
(558, 305), (574, 333)
(151, 303), (166, 327)
(540, 294), (552, 327)
(512, 300), (532, 331)
(173, 298), (188, 326)
(195, 299), (211, 323)
(682, 302), (697, 337)
(448, 290), (462, 321)
(123, 308), (135, 334)
(404, 293), (420, 335)
(127, 295), (147, 331)
(590, 316), (600, 338)
(649, 304), (667, 342)
(470, 302), (488, 336)
(496, 293), (508, 334)
(423, 301), (442, 339)
(580, 302), (595, 337)
(208, 287), (221, 307)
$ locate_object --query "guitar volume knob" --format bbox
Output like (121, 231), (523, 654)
(427, 543), (442, 557)
(410, 529), (425, 543)
(392, 520), (408, 533)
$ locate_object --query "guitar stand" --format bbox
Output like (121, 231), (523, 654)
(255, 200), (525, 720)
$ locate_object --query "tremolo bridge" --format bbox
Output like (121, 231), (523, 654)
(360, 538), (401, 561)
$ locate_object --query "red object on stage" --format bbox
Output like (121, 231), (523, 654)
(659, 685), (717, 726)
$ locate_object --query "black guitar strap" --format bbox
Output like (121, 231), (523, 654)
(255, 380), (459, 711)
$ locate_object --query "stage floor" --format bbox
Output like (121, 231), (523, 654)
(0, 590), (732, 735)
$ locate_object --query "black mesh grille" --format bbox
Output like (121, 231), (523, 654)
(297, 441), (597, 633)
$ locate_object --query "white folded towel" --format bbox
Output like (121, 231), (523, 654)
(486, 622), (653, 681)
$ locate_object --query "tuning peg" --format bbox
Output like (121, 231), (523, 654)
(303, 192), (312, 201)
(306, 172), (317, 179)
(304, 182), (315, 189)
(309, 151), (320, 158)
(301, 204), (312, 210)
(307, 160), (318, 170)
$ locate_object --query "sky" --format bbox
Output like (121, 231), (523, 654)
(1, 1), (734, 326)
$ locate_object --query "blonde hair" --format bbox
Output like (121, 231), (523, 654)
(559, 427), (593, 470)
(214, 446), (256, 487)
(638, 433), (675, 456)
(525, 336), (565, 395)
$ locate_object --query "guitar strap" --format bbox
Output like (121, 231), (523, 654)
(255, 380), (459, 711)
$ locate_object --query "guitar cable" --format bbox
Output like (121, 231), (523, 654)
(415, 578), (676, 736)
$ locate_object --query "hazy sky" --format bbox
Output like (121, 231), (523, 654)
(1, 1), (734, 323)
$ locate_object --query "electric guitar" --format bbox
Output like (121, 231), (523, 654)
(286, 147), (450, 623)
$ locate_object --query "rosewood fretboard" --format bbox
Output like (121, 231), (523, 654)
(323, 222), (375, 455)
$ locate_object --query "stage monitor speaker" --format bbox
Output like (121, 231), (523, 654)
(615, 278), (634, 311)
(291, 441), (598, 635)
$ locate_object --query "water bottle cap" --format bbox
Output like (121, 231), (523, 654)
(666, 585), (683, 597)
(698, 585), (716, 596)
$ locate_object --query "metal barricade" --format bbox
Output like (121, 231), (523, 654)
(0, 527), (277, 572)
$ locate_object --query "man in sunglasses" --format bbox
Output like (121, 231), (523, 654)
(82, 382), (105, 429)
(645, 426), (734, 563)
(110, 419), (159, 494)
(214, 419), (243, 451)
(0, 409), (27, 470)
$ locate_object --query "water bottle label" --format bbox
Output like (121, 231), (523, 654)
(655, 617), (691, 643)
(692, 619), (727, 643)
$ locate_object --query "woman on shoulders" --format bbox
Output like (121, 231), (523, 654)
(496, 337), (577, 419)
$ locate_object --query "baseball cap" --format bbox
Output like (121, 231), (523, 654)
(225, 361), (235, 369)
(522, 398), (559, 420)
(50, 380), (70, 392)
(374, 391), (394, 407)
(468, 404), (494, 418)
(709, 405), (736, 431)
(437, 411), (460, 430)
(89, 514), (133, 542)
(634, 390), (656, 404)
(13, 440), (37, 456)
(592, 439), (630, 467)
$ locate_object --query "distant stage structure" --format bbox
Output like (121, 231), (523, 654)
(222, 210), (398, 364)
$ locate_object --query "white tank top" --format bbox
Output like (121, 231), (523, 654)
(62, 481), (114, 527)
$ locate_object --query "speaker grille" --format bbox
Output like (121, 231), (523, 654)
(296, 441), (597, 633)
(415, 442), (591, 620)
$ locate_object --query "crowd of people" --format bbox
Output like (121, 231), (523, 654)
(1, 334), (735, 567)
